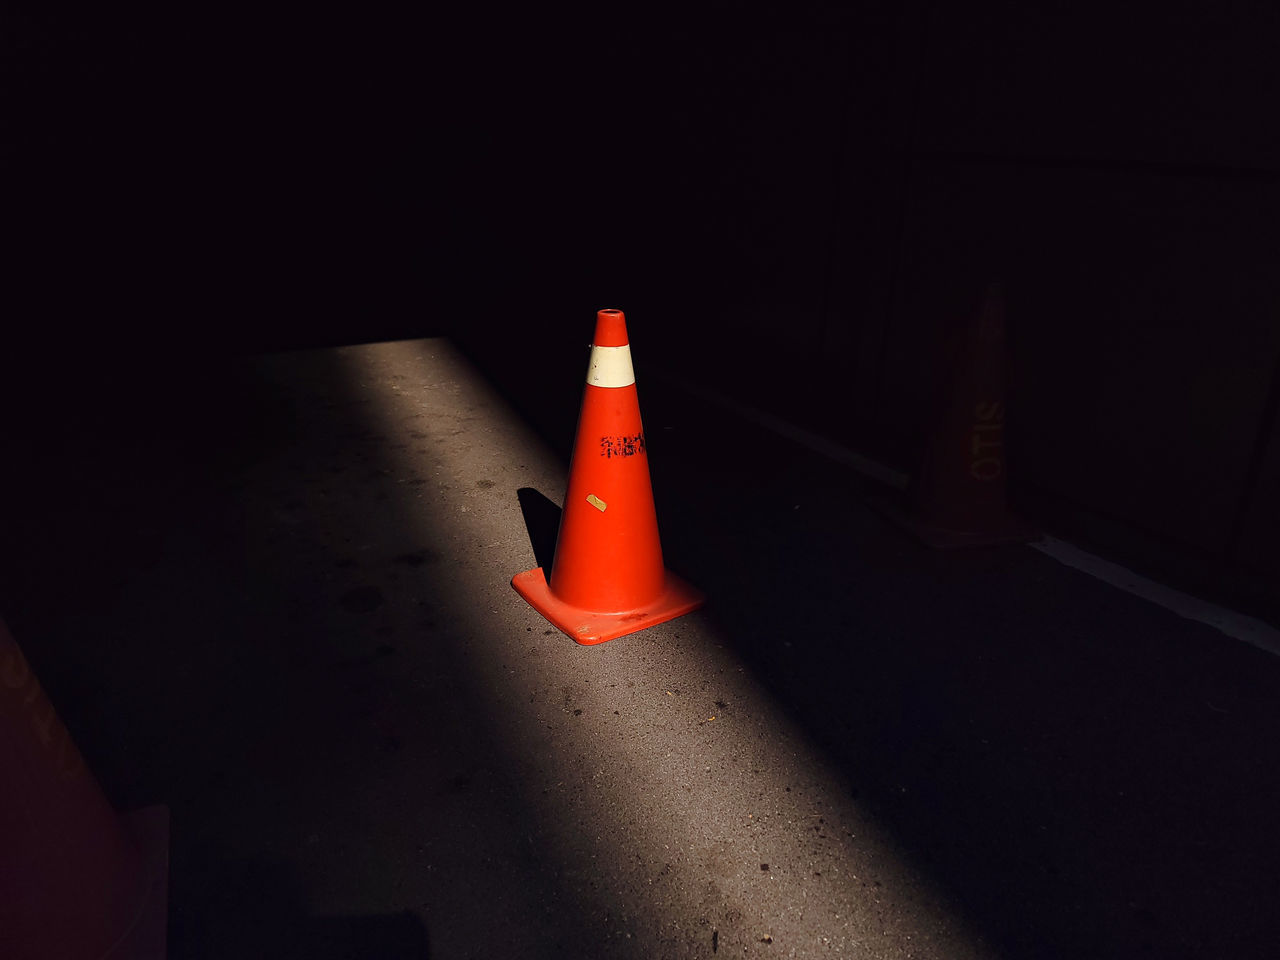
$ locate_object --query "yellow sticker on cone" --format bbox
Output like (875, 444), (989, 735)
(586, 494), (607, 512)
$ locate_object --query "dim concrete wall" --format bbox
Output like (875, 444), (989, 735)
(647, 6), (1280, 613)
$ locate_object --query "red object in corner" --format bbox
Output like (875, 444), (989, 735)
(0, 617), (168, 959)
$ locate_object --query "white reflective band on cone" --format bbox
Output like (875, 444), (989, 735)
(586, 344), (635, 388)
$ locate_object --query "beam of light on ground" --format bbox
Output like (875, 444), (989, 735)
(286, 337), (1001, 959)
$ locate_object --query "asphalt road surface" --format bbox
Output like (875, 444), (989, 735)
(2, 338), (1277, 959)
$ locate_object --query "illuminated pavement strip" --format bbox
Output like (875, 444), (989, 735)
(264, 338), (990, 958)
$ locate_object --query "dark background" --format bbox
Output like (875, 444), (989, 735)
(4, 2), (1279, 616)
(3, 7), (1280, 958)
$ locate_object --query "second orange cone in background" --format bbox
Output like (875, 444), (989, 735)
(895, 282), (1033, 547)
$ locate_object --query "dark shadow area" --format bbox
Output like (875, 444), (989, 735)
(517, 488), (563, 573)
(662, 395), (1280, 960)
(305, 913), (431, 960)
(457, 326), (1280, 960)
(4, 9), (452, 362)
(171, 846), (430, 959)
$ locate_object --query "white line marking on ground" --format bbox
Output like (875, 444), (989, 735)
(666, 373), (1279, 656)
(1031, 536), (1280, 656)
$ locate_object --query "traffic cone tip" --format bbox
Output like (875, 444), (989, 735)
(592, 308), (629, 347)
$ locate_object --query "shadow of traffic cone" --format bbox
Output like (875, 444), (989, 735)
(512, 308), (704, 644)
(881, 283), (1033, 548)
(1, 617), (168, 959)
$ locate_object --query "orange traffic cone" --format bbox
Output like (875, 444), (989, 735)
(884, 283), (1033, 548)
(1, 617), (168, 959)
(513, 308), (704, 644)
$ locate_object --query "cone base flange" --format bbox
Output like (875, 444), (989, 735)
(512, 567), (705, 645)
(115, 805), (170, 960)
(871, 496), (1037, 550)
